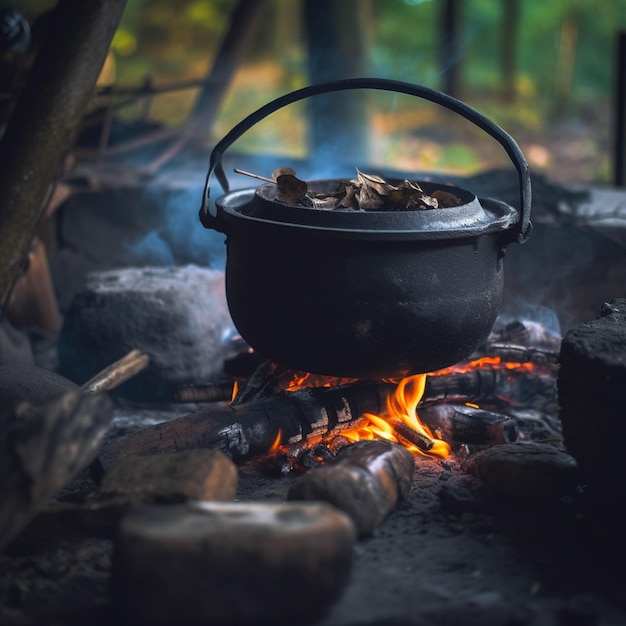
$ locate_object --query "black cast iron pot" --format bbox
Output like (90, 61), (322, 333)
(200, 78), (532, 379)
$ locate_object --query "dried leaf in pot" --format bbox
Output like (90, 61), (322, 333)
(276, 173), (308, 204)
(272, 167), (297, 179)
(431, 189), (462, 207)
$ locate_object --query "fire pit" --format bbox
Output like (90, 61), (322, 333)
(6, 77), (626, 626)
(199, 78), (532, 378)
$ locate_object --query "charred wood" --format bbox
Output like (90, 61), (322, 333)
(473, 344), (558, 367)
(171, 381), (235, 404)
(99, 382), (392, 470)
(422, 368), (556, 412)
(419, 404), (519, 448)
(100, 363), (556, 469)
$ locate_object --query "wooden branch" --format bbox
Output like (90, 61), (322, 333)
(233, 168), (276, 184)
(80, 349), (150, 393)
(191, 0), (265, 119)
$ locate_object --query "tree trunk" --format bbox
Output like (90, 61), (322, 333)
(440, 0), (462, 98)
(500, 0), (519, 102)
(191, 0), (265, 122)
(0, 0), (127, 311)
(303, 0), (371, 166)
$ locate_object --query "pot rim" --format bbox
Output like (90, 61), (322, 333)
(215, 182), (518, 241)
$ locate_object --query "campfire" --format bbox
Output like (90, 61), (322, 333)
(3, 75), (626, 625)
(101, 314), (561, 481)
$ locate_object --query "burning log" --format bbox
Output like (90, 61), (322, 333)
(100, 357), (555, 469)
(422, 366), (556, 412)
(288, 440), (414, 537)
(419, 404), (519, 448)
(99, 382), (393, 470)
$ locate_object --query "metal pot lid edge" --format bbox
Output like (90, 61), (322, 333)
(215, 188), (519, 240)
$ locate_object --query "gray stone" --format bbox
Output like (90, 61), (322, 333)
(58, 265), (234, 401)
(99, 449), (238, 503)
(112, 501), (356, 624)
(465, 442), (579, 503)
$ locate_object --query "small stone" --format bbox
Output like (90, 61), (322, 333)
(288, 440), (414, 537)
(465, 442), (579, 503)
(99, 449), (237, 503)
(112, 501), (356, 624)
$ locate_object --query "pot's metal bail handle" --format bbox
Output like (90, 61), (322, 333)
(200, 77), (532, 243)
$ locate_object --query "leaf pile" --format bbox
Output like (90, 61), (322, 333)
(271, 167), (462, 211)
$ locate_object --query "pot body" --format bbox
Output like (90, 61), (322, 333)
(223, 219), (505, 378)
(201, 79), (532, 379)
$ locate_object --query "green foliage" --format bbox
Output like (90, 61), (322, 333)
(111, 0), (238, 82)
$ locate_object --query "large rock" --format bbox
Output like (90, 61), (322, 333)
(112, 501), (356, 624)
(558, 299), (626, 549)
(559, 299), (626, 487)
(58, 265), (234, 401)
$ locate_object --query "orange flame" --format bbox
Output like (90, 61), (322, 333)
(264, 355), (537, 461)
(361, 374), (450, 458)
(268, 429), (282, 453)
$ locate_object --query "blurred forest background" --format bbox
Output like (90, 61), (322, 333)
(11, 0), (626, 184)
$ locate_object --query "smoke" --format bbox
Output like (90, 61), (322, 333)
(125, 183), (227, 270)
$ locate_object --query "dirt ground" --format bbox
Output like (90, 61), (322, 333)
(237, 455), (626, 626)
(2, 427), (626, 626)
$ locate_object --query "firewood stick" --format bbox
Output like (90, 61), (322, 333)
(387, 419), (434, 452)
(233, 168), (275, 184)
(81, 350), (150, 394)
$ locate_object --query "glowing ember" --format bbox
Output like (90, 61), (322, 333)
(433, 355), (535, 376)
